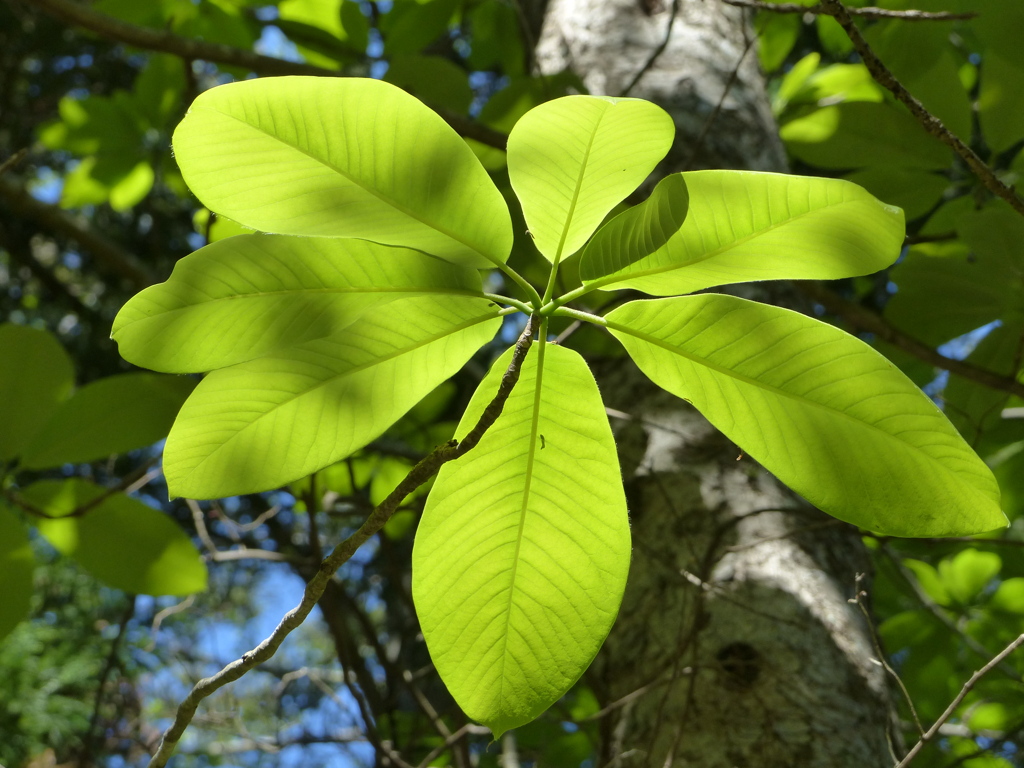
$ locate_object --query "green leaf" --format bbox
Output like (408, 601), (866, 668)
(886, 204), (1024, 345)
(507, 95), (674, 263)
(843, 167), (948, 222)
(979, 52), (1024, 153)
(939, 548), (1001, 605)
(865, 21), (971, 139)
(0, 503), (34, 642)
(413, 342), (631, 737)
(164, 296), (502, 498)
(903, 560), (952, 606)
(990, 577), (1024, 614)
(20, 373), (196, 469)
(112, 235), (485, 373)
(384, 54), (473, 114)
(172, 77), (512, 269)
(29, 479), (207, 596)
(755, 11), (801, 73)
(579, 171), (904, 295)
(606, 295), (1006, 536)
(780, 101), (951, 170)
(0, 324), (74, 462)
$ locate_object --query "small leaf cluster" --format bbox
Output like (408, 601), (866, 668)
(0, 324), (207, 644)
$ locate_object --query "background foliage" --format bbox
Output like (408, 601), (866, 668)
(1, 0), (1024, 765)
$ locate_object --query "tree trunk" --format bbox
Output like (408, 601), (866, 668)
(535, 2), (896, 765)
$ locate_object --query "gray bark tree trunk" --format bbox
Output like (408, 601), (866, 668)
(533, 2), (897, 765)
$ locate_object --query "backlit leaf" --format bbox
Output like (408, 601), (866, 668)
(0, 324), (74, 462)
(113, 235), (485, 372)
(414, 342), (630, 737)
(579, 171), (903, 295)
(172, 77), (512, 268)
(164, 296), (502, 498)
(606, 295), (1006, 536)
(508, 95), (674, 263)
(29, 479), (207, 596)
(20, 373), (196, 469)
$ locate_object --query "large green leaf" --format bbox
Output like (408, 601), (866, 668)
(0, 503), (34, 642)
(507, 95), (674, 264)
(579, 171), (904, 295)
(172, 77), (512, 269)
(19, 373), (196, 469)
(0, 324), (74, 462)
(164, 296), (502, 499)
(606, 295), (1006, 536)
(413, 342), (631, 737)
(29, 479), (207, 596)
(113, 235), (485, 373)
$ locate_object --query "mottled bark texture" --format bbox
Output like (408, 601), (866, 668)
(536, 1), (896, 765)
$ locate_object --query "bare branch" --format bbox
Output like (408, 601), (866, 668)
(818, 0), (1024, 218)
(20, 0), (509, 150)
(620, 0), (681, 97)
(146, 318), (537, 768)
(895, 633), (1024, 768)
(798, 282), (1024, 400)
(721, 0), (976, 21)
(0, 175), (153, 289)
(0, 148), (28, 177)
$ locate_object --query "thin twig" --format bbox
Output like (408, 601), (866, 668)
(850, 574), (923, 736)
(799, 282), (1024, 400)
(0, 148), (28, 177)
(721, 0), (976, 21)
(20, 0), (508, 150)
(620, 0), (681, 97)
(818, 0), (1024, 218)
(682, 26), (755, 171)
(879, 543), (1020, 680)
(147, 595), (195, 651)
(895, 633), (1024, 768)
(187, 499), (304, 564)
(146, 318), (537, 768)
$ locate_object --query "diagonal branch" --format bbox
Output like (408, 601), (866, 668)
(0, 175), (153, 289)
(721, 0), (976, 21)
(19, 0), (509, 150)
(146, 317), (537, 768)
(895, 633), (1024, 768)
(818, 0), (1024, 218)
(799, 282), (1024, 400)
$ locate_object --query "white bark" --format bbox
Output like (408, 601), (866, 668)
(536, 2), (896, 765)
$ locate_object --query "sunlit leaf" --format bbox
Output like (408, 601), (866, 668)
(606, 295), (1006, 536)
(0, 503), (34, 642)
(0, 324), (74, 462)
(508, 95), (674, 263)
(164, 296), (501, 498)
(29, 479), (207, 596)
(579, 171), (903, 295)
(20, 373), (196, 469)
(938, 548), (1001, 605)
(113, 235), (485, 372)
(172, 77), (512, 268)
(414, 343), (630, 737)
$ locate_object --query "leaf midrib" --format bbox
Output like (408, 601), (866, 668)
(585, 194), (875, 290)
(497, 338), (546, 710)
(196, 106), (505, 269)
(180, 307), (502, 479)
(551, 106), (607, 264)
(606, 311), (993, 498)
